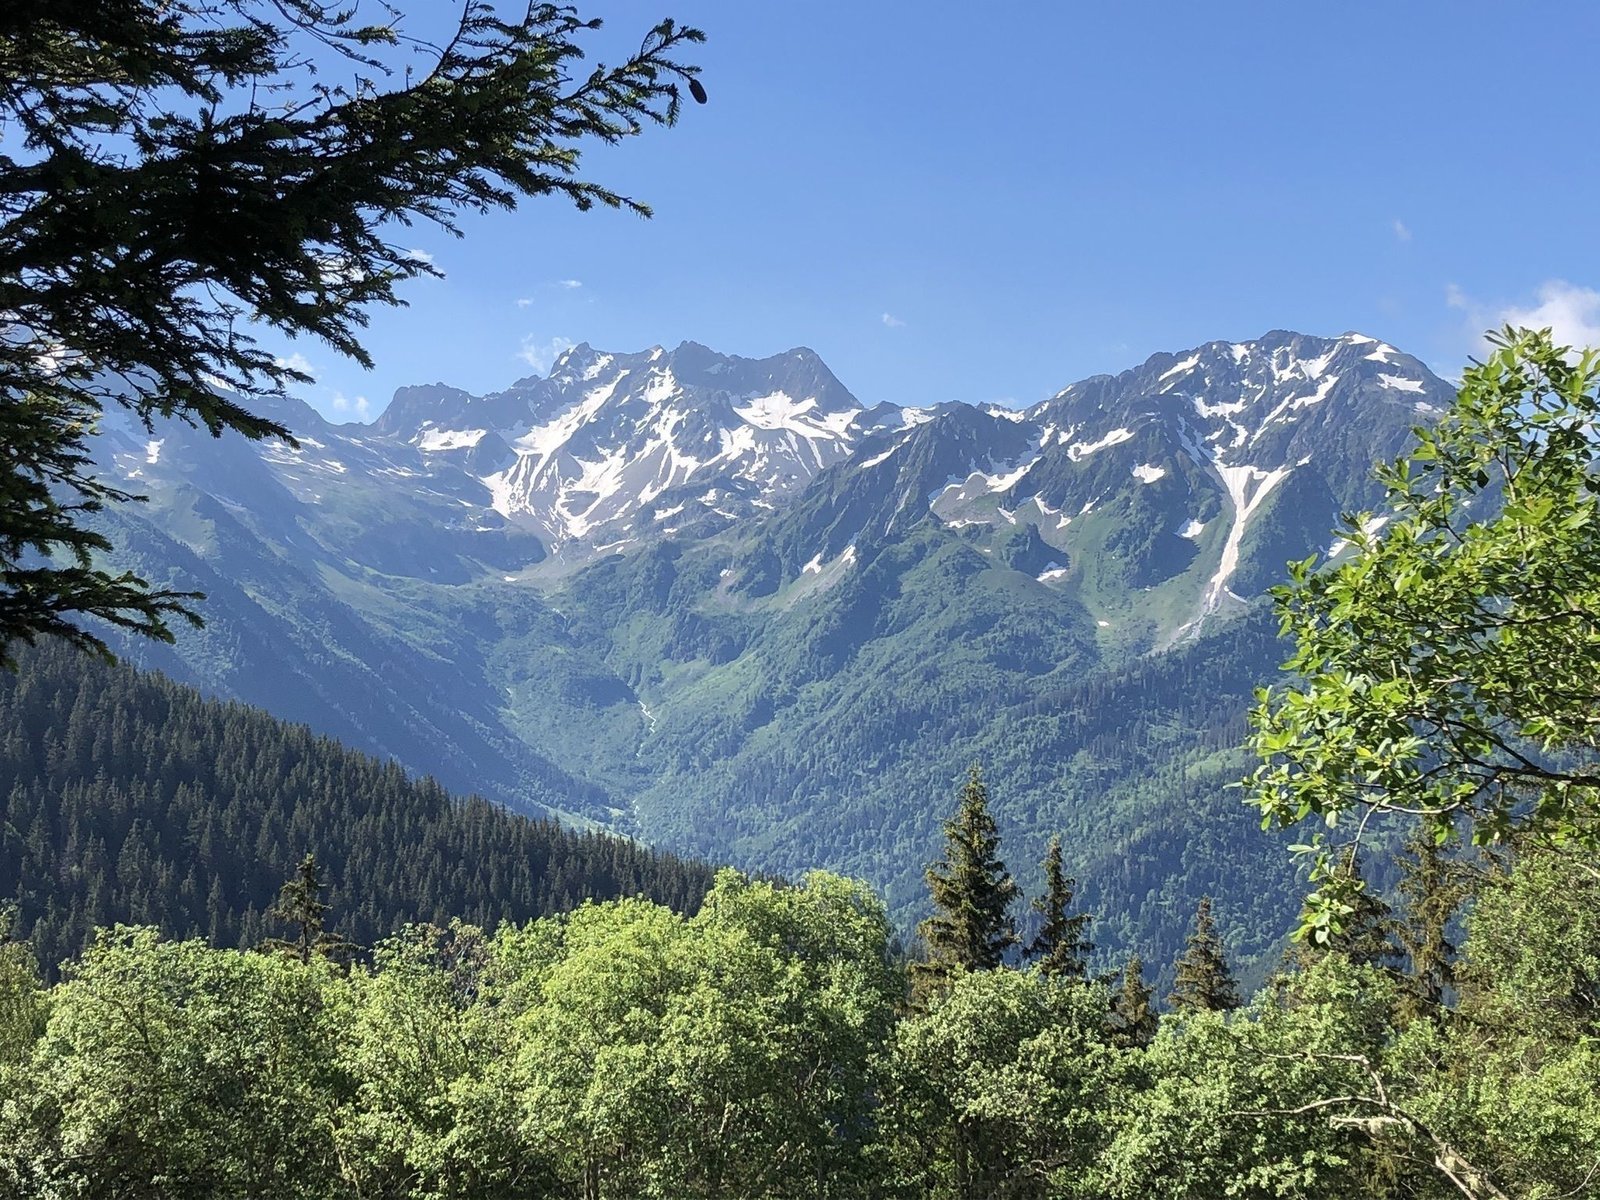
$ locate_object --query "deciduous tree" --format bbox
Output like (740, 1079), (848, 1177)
(1249, 328), (1600, 938)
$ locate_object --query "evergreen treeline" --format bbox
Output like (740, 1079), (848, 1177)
(0, 642), (713, 974)
(0, 774), (1595, 1198)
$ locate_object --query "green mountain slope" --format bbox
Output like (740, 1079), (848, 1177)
(0, 642), (713, 975)
(80, 330), (1450, 975)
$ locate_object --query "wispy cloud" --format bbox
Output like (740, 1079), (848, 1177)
(518, 334), (576, 374)
(273, 352), (316, 379)
(329, 391), (373, 421)
(881, 312), (906, 329)
(1448, 279), (1600, 352)
(557, 279), (583, 290)
(403, 247), (435, 265)
(515, 297), (534, 309)
(1391, 218), (1412, 243)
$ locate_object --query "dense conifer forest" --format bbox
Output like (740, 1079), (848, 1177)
(0, 642), (712, 975)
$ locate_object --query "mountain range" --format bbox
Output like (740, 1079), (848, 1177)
(87, 329), (1453, 976)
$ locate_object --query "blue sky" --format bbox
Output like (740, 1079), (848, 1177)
(289, 2), (1600, 422)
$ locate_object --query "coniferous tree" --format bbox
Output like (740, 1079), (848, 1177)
(913, 765), (1019, 994)
(1325, 851), (1402, 971)
(1027, 834), (1093, 980)
(0, 4), (706, 660)
(1109, 955), (1157, 1048)
(1395, 826), (1467, 1024)
(1168, 895), (1240, 1013)
(262, 854), (353, 966)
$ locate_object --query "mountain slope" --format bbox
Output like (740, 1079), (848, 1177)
(0, 641), (714, 976)
(85, 330), (1452, 972)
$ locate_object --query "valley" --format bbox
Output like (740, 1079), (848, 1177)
(90, 330), (1453, 977)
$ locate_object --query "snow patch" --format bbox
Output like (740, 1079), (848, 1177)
(1378, 373), (1425, 393)
(1132, 463), (1166, 484)
(1159, 354), (1201, 383)
(511, 373), (627, 461)
(858, 442), (902, 469)
(1203, 463), (1293, 611)
(1252, 375), (1340, 442)
(985, 457), (1040, 493)
(1037, 566), (1068, 582)
(1194, 396), (1248, 419)
(1067, 427), (1134, 460)
(1178, 518), (1206, 539)
(416, 427), (486, 452)
(1300, 348), (1338, 380)
(734, 391), (857, 439)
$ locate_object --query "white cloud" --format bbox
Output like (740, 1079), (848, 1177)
(557, 279), (583, 290)
(273, 352), (316, 379)
(1392, 218), (1411, 242)
(1448, 279), (1600, 353)
(515, 297), (534, 308)
(403, 247), (435, 264)
(518, 334), (576, 374)
(881, 312), (906, 328)
(329, 391), (373, 421)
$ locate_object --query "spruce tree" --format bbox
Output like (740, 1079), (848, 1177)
(1395, 825), (1466, 1024)
(1168, 896), (1240, 1013)
(1027, 834), (1093, 980)
(263, 854), (354, 966)
(1109, 955), (1157, 1049)
(0, 4), (705, 660)
(913, 765), (1019, 993)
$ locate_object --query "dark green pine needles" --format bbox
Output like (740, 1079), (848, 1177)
(914, 764), (1020, 992)
(1028, 833), (1094, 980)
(1168, 895), (1241, 1013)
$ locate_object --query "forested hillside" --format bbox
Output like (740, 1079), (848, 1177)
(0, 642), (712, 974)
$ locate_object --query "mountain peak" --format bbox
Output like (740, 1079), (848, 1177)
(253, 331), (1454, 596)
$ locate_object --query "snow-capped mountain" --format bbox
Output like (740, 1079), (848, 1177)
(738, 330), (1447, 636)
(93, 328), (1450, 643)
(85, 327), (1460, 978)
(370, 341), (912, 553)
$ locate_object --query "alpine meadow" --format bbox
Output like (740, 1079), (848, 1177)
(3, 3), (1600, 1198)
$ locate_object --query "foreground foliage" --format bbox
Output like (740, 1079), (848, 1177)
(1251, 328), (1600, 937)
(1, 848), (1596, 1199)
